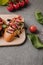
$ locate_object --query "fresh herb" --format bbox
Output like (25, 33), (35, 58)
(35, 11), (43, 25)
(27, 34), (43, 49)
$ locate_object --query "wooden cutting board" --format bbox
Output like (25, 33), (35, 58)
(0, 14), (26, 46)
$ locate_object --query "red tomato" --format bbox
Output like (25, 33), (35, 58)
(7, 5), (14, 12)
(29, 25), (37, 33)
(10, 22), (14, 26)
(7, 2), (14, 12)
(12, 24), (17, 29)
(19, 2), (21, 7)
(13, 3), (19, 10)
(18, 15), (22, 20)
(25, 0), (29, 5)
(19, 1), (25, 7)
(15, 18), (20, 22)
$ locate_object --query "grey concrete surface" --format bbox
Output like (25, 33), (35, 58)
(0, 0), (43, 65)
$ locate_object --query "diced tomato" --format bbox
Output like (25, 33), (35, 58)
(18, 16), (22, 20)
(10, 22), (14, 26)
(7, 29), (14, 33)
(15, 18), (20, 22)
(12, 24), (17, 29)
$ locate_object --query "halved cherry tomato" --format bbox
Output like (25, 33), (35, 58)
(19, 1), (25, 7)
(29, 25), (37, 33)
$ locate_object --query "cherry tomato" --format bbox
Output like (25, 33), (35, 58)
(29, 25), (37, 33)
(13, 3), (19, 10)
(19, 1), (25, 7)
(19, 2), (21, 7)
(24, 0), (29, 5)
(7, 5), (14, 12)
(7, 6), (13, 12)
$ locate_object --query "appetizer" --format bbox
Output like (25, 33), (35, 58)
(4, 16), (24, 42)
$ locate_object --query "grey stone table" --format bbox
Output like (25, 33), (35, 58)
(0, 0), (43, 65)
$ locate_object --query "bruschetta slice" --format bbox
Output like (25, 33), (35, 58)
(4, 15), (24, 42)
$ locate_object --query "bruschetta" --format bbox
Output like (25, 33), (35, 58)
(4, 15), (24, 42)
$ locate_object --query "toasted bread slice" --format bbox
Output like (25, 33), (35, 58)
(4, 28), (15, 42)
(4, 15), (24, 42)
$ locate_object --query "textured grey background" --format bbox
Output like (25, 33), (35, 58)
(0, 0), (43, 65)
